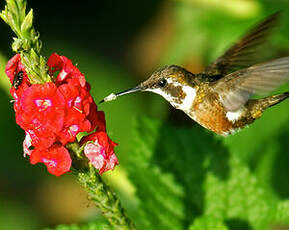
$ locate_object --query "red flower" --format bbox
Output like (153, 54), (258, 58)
(5, 53), (118, 176)
(5, 54), (31, 100)
(92, 110), (106, 132)
(48, 53), (86, 87)
(56, 81), (96, 144)
(82, 131), (118, 174)
(30, 144), (72, 176)
(16, 83), (65, 137)
(26, 129), (56, 150)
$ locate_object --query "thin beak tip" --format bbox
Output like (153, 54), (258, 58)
(98, 99), (105, 104)
(99, 86), (143, 105)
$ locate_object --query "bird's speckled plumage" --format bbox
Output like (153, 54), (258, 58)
(102, 12), (289, 136)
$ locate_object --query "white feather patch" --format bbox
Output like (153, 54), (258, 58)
(178, 86), (196, 112)
(146, 88), (182, 109)
(146, 88), (174, 101)
(146, 86), (196, 111)
(226, 109), (244, 122)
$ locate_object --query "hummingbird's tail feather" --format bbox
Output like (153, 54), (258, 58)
(259, 92), (289, 109)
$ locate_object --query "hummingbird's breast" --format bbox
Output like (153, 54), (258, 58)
(185, 87), (254, 135)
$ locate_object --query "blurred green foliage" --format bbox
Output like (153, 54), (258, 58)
(125, 117), (289, 230)
(45, 221), (110, 230)
(1, 0), (289, 229)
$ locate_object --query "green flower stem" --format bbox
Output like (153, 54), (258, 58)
(0, 0), (50, 83)
(1, 0), (135, 229)
(78, 168), (135, 230)
(68, 142), (136, 230)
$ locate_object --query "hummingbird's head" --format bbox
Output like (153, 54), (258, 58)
(140, 65), (198, 110)
(100, 65), (198, 111)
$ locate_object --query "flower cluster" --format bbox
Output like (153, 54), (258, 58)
(6, 53), (118, 176)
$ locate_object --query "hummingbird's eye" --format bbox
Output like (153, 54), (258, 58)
(158, 79), (167, 88)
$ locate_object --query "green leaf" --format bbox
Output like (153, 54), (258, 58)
(126, 118), (185, 230)
(127, 117), (230, 229)
(203, 156), (277, 230)
(127, 117), (289, 230)
(273, 201), (289, 225)
(1, 0), (49, 82)
(189, 216), (228, 230)
(45, 221), (111, 230)
(20, 9), (33, 33)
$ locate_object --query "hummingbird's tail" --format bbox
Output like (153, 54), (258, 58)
(259, 92), (289, 109)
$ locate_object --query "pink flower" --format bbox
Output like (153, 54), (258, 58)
(82, 131), (118, 174)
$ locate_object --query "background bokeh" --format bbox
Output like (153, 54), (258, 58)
(1, 0), (289, 229)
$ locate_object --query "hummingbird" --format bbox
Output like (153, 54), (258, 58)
(100, 12), (289, 136)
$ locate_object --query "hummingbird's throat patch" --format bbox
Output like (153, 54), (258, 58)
(147, 85), (197, 112)
(178, 86), (197, 112)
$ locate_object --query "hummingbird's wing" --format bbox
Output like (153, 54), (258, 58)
(213, 57), (289, 111)
(204, 12), (280, 76)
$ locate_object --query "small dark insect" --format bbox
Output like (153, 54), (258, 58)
(12, 70), (24, 89)
(28, 145), (35, 150)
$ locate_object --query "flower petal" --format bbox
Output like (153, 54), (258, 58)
(30, 144), (72, 176)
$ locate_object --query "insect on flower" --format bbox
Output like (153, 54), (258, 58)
(12, 70), (24, 89)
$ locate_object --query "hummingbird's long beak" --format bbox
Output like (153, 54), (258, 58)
(99, 86), (143, 104)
